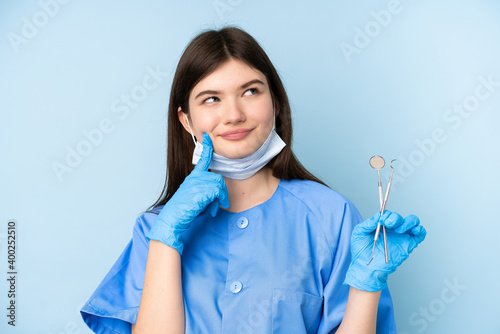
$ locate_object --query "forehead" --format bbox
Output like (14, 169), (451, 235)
(191, 59), (267, 94)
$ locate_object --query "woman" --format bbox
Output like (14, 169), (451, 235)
(81, 26), (426, 333)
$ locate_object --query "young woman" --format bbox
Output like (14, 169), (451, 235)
(81, 27), (426, 334)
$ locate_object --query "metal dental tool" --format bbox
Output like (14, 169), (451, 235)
(380, 160), (396, 262)
(367, 156), (387, 265)
(367, 157), (396, 266)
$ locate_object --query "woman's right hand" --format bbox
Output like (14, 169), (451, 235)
(146, 133), (230, 255)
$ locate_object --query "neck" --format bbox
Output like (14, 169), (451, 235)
(221, 167), (280, 213)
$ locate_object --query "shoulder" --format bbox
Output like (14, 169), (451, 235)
(278, 179), (363, 249)
(132, 205), (164, 239)
(278, 178), (358, 216)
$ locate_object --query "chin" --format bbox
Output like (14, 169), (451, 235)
(215, 147), (256, 159)
(214, 139), (263, 159)
(216, 151), (249, 159)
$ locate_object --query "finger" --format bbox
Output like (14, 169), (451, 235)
(193, 133), (213, 172)
(404, 223), (426, 254)
(380, 211), (403, 229)
(217, 178), (230, 209)
(410, 224), (427, 245)
(380, 210), (392, 221)
(217, 187), (229, 209)
(394, 215), (420, 234)
(352, 212), (380, 236)
(208, 200), (220, 217)
(193, 176), (229, 212)
(206, 187), (229, 217)
(195, 174), (230, 209)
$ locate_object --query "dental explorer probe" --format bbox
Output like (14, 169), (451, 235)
(380, 160), (396, 263)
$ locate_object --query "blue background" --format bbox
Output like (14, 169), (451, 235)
(1, 0), (499, 333)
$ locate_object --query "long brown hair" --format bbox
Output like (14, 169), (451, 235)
(145, 26), (328, 213)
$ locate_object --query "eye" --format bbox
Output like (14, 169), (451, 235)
(203, 96), (220, 104)
(243, 88), (259, 96)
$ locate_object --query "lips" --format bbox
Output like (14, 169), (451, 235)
(219, 128), (253, 140)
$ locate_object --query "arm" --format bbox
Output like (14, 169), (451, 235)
(335, 287), (381, 334)
(133, 133), (229, 333)
(132, 241), (184, 333)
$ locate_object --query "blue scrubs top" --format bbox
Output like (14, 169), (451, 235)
(81, 178), (397, 333)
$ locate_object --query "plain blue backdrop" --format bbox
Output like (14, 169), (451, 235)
(1, 0), (499, 333)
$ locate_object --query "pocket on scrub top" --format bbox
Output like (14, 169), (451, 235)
(271, 288), (323, 333)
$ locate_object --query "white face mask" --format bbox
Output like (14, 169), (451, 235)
(184, 108), (286, 180)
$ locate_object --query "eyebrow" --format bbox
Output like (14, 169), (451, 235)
(194, 79), (265, 100)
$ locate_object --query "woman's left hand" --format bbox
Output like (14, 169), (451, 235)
(344, 211), (427, 292)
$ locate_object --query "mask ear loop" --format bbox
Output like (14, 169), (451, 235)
(184, 113), (197, 145)
(272, 104), (277, 130)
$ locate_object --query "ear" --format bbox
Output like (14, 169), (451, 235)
(177, 107), (191, 134)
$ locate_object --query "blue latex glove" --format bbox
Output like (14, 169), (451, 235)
(146, 133), (230, 255)
(344, 211), (426, 292)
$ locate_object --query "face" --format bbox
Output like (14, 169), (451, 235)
(178, 58), (277, 159)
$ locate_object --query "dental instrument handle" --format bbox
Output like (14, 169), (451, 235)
(380, 168), (394, 214)
(377, 170), (389, 263)
(383, 226), (389, 263)
(377, 170), (384, 209)
(367, 221), (382, 266)
(380, 167), (394, 263)
(380, 174), (390, 263)
(374, 222), (381, 243)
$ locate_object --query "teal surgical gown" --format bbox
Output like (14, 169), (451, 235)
(81, 178), (397, 333)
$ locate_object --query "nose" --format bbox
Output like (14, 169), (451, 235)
(222, 100), (246, 125)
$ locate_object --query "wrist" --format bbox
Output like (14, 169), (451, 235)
(336, 287), (381, 334)
(349, 286), (382, 299)
(146, 221), (184, 255)
(344, 261), (387, 292)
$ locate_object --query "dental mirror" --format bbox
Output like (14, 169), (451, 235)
(369, 155), (385, 170)
(367, 155), (387, 266)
